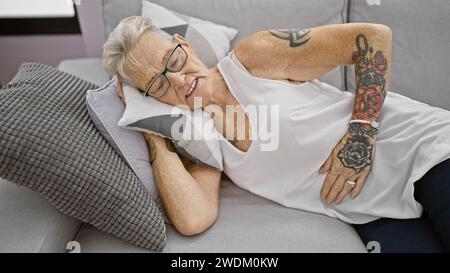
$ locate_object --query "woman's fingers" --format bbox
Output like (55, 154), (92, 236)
(144, 133), (176, 153)
(320, 169), (338, 200)
(319, 152), (333, 174)
(350, 175), (367, 199)
(325, 171), (369, 205)
(144, 132), (165, 145)
(335, 175), (358, 204)
(163, 138), (177, 153)
(325, 174), (348, 205)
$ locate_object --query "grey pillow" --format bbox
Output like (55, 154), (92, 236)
(0, 63), (166, 250)
(85, 79), (171, 224)
(85, 78), (157, 199)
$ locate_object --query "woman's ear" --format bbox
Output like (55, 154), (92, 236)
(174, 33), (192, 49)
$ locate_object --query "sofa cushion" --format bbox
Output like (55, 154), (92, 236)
(0, 178), (81, 253)
(58, 58), (110, 86)
(102, 0), (347, 90)
(75, 177), (367, 253)
(0, 63), (166, 251)
(347, 0), (450, 110)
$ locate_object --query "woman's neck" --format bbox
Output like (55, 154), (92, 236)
(204, 67), (236, 114)
(204, 67), (252, 151)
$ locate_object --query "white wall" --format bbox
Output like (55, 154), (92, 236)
(76, 0), (104, 57)
(0, 0), (105, 86)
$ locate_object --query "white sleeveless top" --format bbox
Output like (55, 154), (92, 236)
(216, 51), (450, 224)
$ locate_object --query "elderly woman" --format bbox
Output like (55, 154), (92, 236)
(103, 16), (450, 252)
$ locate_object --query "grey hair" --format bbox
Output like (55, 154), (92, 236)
(102, 15), (172, 82)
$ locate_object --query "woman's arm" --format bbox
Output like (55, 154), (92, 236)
(144, 133), (222, 236)
(234, 23), (392, 205)
(319, 30), (391, 204)
(234, 22), (391, 86)
(116, 81), (222, 235)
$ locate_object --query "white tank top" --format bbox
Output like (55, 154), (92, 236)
(216, 51), (450, 224)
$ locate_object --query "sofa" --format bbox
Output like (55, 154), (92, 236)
(1, 0), (449, 253)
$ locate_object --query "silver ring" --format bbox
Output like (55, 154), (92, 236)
(346, 180), (356, 189)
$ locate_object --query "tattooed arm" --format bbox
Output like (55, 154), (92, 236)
(318, 29), (391, 205)
(235, 23), (392, 205)
(234, 23), (391, 85)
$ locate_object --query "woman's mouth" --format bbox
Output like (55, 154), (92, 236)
(186, 78), (199, 98)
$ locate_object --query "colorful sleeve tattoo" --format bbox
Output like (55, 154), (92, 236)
(337, 33), (389, 173)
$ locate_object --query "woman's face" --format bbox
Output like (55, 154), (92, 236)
(125, 31), (211, 110)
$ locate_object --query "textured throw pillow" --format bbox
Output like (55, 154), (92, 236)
(141, 0), (238, 68)
(85, 78), (157, 199)
(0, 63), (166, 250)
(118, 82), (223, 170)
(85, 78), (171, 224)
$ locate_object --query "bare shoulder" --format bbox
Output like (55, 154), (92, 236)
(233, 30), (313, 81)
(232, 24), (391, 83)
(233, 32), (286, 80)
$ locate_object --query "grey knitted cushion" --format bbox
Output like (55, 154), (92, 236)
(0, 63), (166, 251)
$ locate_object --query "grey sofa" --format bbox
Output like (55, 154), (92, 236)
(1, 0), (449, 253)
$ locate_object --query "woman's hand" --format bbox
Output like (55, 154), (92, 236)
(318, 123), (377, 205)
(143, 133), (176, 162)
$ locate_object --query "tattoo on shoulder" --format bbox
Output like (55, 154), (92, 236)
(268, 29), (311, 48)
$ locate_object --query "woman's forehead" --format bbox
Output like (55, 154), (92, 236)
(132, 31), (174, 70)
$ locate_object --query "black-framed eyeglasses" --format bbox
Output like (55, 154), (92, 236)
(143, 42), (188, 98)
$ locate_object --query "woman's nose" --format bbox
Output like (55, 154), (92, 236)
(166, 71), (186, 90)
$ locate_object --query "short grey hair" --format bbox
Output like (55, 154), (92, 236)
(102, 16), (172, 82)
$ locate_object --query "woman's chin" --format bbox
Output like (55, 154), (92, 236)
(187, 90), (207, 110)
(191, 95), (205, 109)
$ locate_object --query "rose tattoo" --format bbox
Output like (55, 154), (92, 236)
(338, 134), (374, 173)
(339, 33), (388, 173)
